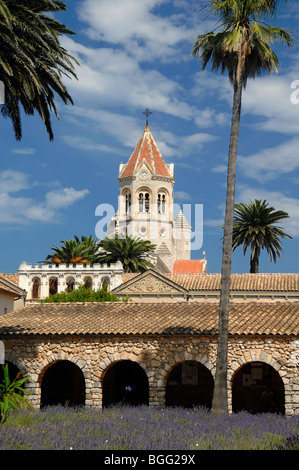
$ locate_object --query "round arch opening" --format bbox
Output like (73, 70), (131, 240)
(232, 361), (285, 414)
(166, 361), (214, 409)
(102, 360), (149, 407)
(40, 360), (85, 408)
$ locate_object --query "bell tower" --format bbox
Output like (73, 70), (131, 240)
(106, 111), (206, 274)
(115, 117), (174, 272)
(118, 122), (174, 272)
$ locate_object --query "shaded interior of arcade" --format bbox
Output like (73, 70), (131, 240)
(1, 359), (286, 415)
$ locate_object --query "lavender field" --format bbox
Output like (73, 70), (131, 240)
(0, 405), (298, 450)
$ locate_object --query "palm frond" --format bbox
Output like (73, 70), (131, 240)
(0, 0), (78, 140)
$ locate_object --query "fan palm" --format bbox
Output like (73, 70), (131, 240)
(0, 0), (78, 140)
(97, 235), (156, 273)
(232, 199), (292, 273)
(44, 235), (100, 264)
(192, 0), (294, 416)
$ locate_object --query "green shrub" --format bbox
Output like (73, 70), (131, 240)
(0, 364), (30, 424)
(41, 282), (129, 303)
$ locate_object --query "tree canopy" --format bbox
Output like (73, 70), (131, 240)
(232, 199), (292, 272)
(43, 236), (100, 265)
(0, 0), (78, 140)
(97, 235), (156, 273)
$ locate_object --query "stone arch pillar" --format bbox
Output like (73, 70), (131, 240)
(3, 349), (40, 408)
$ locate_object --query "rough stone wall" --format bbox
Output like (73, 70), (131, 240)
(3, 335), (298, 416)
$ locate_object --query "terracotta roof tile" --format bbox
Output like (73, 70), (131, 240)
(120, 125), (170, 178)
(0, 273), (19, 286)
(0, 301), (297, 336)
(173, 260), (204, 274)
(167, 273), (299, 292)
(0, 274), (24, 297)
(122, 272), (299, 292)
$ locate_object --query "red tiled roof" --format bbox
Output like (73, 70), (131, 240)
(0, 273), (19, 286)
(167, 273), (299, 292)
(173, 260), (204, 274)
(0, 274), (24, 297)
(0, 301), (297, 336)
(120, 125), (170, 178)
(121, 272), (299, 292)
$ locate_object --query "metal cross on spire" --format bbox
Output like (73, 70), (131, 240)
(143, 108), (152, 126)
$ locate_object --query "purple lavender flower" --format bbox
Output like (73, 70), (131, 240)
(0, 406), (298, 450)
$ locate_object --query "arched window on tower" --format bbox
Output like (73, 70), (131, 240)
(157, 192), (166, 214)
(125, 191), (131, 215)
(139, 191), (150, 213)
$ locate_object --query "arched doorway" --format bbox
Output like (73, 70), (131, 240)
(232, 362), (285, 414)
(49, 277), (58, 296)
(166, 361), (214, 408)
(32, 277), (40, 299)
(102, 360), (149, 407)
(40, 360), (85, 408)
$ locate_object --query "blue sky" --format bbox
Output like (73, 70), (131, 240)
(1, 0), (299, 275)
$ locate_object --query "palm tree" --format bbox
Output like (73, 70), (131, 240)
(97, 235), (156, 273)
(44, 235), (100, 264)
(232, 199), (292, 273)
(0, 0), (78, 140)
(192, 0), (294, 416)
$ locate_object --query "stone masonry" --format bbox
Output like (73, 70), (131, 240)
(3, 334), (298, 416)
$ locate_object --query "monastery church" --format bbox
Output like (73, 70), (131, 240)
(0, 123), (298, 416)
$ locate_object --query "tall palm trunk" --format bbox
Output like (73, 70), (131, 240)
(250, 251), (260, 273)
(211, 78), (243, 416)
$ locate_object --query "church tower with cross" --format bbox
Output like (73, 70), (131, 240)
(108, 110), (207, 274)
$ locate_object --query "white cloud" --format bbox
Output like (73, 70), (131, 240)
(45, 188), (89, 210)
(238, 137), (299, 182)
(194, 108), (229, 128)
(0, 170), (29, 193)
(174, 191), (192, 201)
(242, 75), (299, 135)
(63, 106), (217, 161)
(11, 147), (36, 155)
(212, 164), (227, 173)
(77, 0), (197, 62)
(61, 135), (122, 155)
(62, 37), (195, 121)
(63, 106), (146, 149)
(0, 170), (89, 225)
(192, 69), (299, 136)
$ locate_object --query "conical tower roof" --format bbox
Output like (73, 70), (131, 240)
(119, 125), (173, 179)
(174, 210), (192, 229)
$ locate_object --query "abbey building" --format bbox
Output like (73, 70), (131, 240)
(0, 123), (298, 417)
